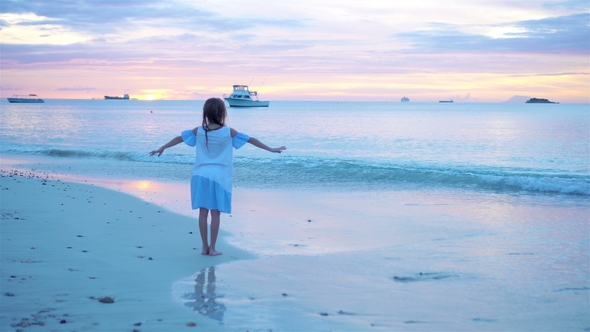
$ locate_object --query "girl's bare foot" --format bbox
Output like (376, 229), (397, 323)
(208, 249), (222, 256)
(201, 246), (209, 255)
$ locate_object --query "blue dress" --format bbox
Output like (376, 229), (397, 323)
(181, 126), (249, 213)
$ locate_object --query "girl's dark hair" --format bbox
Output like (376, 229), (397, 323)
(201, 98), (227, 148)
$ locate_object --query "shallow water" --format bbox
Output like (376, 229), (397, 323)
(172, 187), (589, 331)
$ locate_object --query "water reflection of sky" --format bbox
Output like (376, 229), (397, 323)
(185, 188), (588, 331)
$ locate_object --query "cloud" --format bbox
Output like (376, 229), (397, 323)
(504, 95), (532, 103)
(543, 0), (589, 10)
(0, 85), (22, 91)
(0, 38), (179, 66)
(57, 86), (96, 91)
(395, 13), (589, 55)
(1, 0), (303, 37)
(448, 93), (471, 102)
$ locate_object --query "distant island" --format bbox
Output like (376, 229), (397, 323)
(525, 98), (559, 104)
(401, 96), (409, 102)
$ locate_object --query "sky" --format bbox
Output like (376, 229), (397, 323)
(0, 0), (588, 102)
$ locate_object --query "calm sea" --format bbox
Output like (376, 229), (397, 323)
(1, 99), (588, 197)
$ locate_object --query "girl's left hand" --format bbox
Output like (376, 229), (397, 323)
(150, 148), (164, 156)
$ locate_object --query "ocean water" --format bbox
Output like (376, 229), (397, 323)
(1, 99), (588, 196)
(1, 99), (589, 330)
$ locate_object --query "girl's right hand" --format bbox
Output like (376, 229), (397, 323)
(271, 146), (287, 153)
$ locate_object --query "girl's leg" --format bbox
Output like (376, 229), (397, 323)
(208, 209), (222, 256)
(198, 208), (209, 255)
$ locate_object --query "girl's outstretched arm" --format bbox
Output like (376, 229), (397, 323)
(150, 136), (183, 157)
(247, 137), (286, 153)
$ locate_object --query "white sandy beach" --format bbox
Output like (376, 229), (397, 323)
(0, 170), (255, 331)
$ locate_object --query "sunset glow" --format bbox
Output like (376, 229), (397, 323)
(1, 0), (588, 102)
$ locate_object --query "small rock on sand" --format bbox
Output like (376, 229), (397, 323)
(11, 319), (31, 327)
(98, 296), (114, 303)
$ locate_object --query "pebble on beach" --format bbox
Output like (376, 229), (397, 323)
(98, 296), (115, 304)
(11, 319), (33, 328)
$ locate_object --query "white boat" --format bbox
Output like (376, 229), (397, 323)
(223, 85), (269, 107)
(401, 96), (409, 102)
(7, 94), (44, 103)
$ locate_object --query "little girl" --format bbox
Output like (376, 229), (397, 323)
(150, 98), (286, 256)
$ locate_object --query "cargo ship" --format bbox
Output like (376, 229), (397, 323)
(104, 94), (130, 100)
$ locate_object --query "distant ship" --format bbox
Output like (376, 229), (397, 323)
(525, 98), (558, 104)
(439, 100), (453, 103)
(223, 85), (269, 107)
(7, 94), (44, 103)
(104, 94), (129, 100)
(401, 97), (409, 102)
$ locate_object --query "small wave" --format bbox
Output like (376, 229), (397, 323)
(232, 157), (590, 196)
(3, 146), (194, 165)
(3, 147), (588, 196)
(477, 173), (589, 195)
(45, 148), (138, 161)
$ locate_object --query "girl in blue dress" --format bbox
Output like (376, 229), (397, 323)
(150, 98), (286, 256)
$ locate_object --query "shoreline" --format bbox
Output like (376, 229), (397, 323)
(0, 170), (255, 331)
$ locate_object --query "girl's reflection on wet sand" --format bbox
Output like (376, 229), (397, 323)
(183, 267), (226, 323)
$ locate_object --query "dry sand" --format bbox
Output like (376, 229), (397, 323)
(0, 170), (255, 331)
